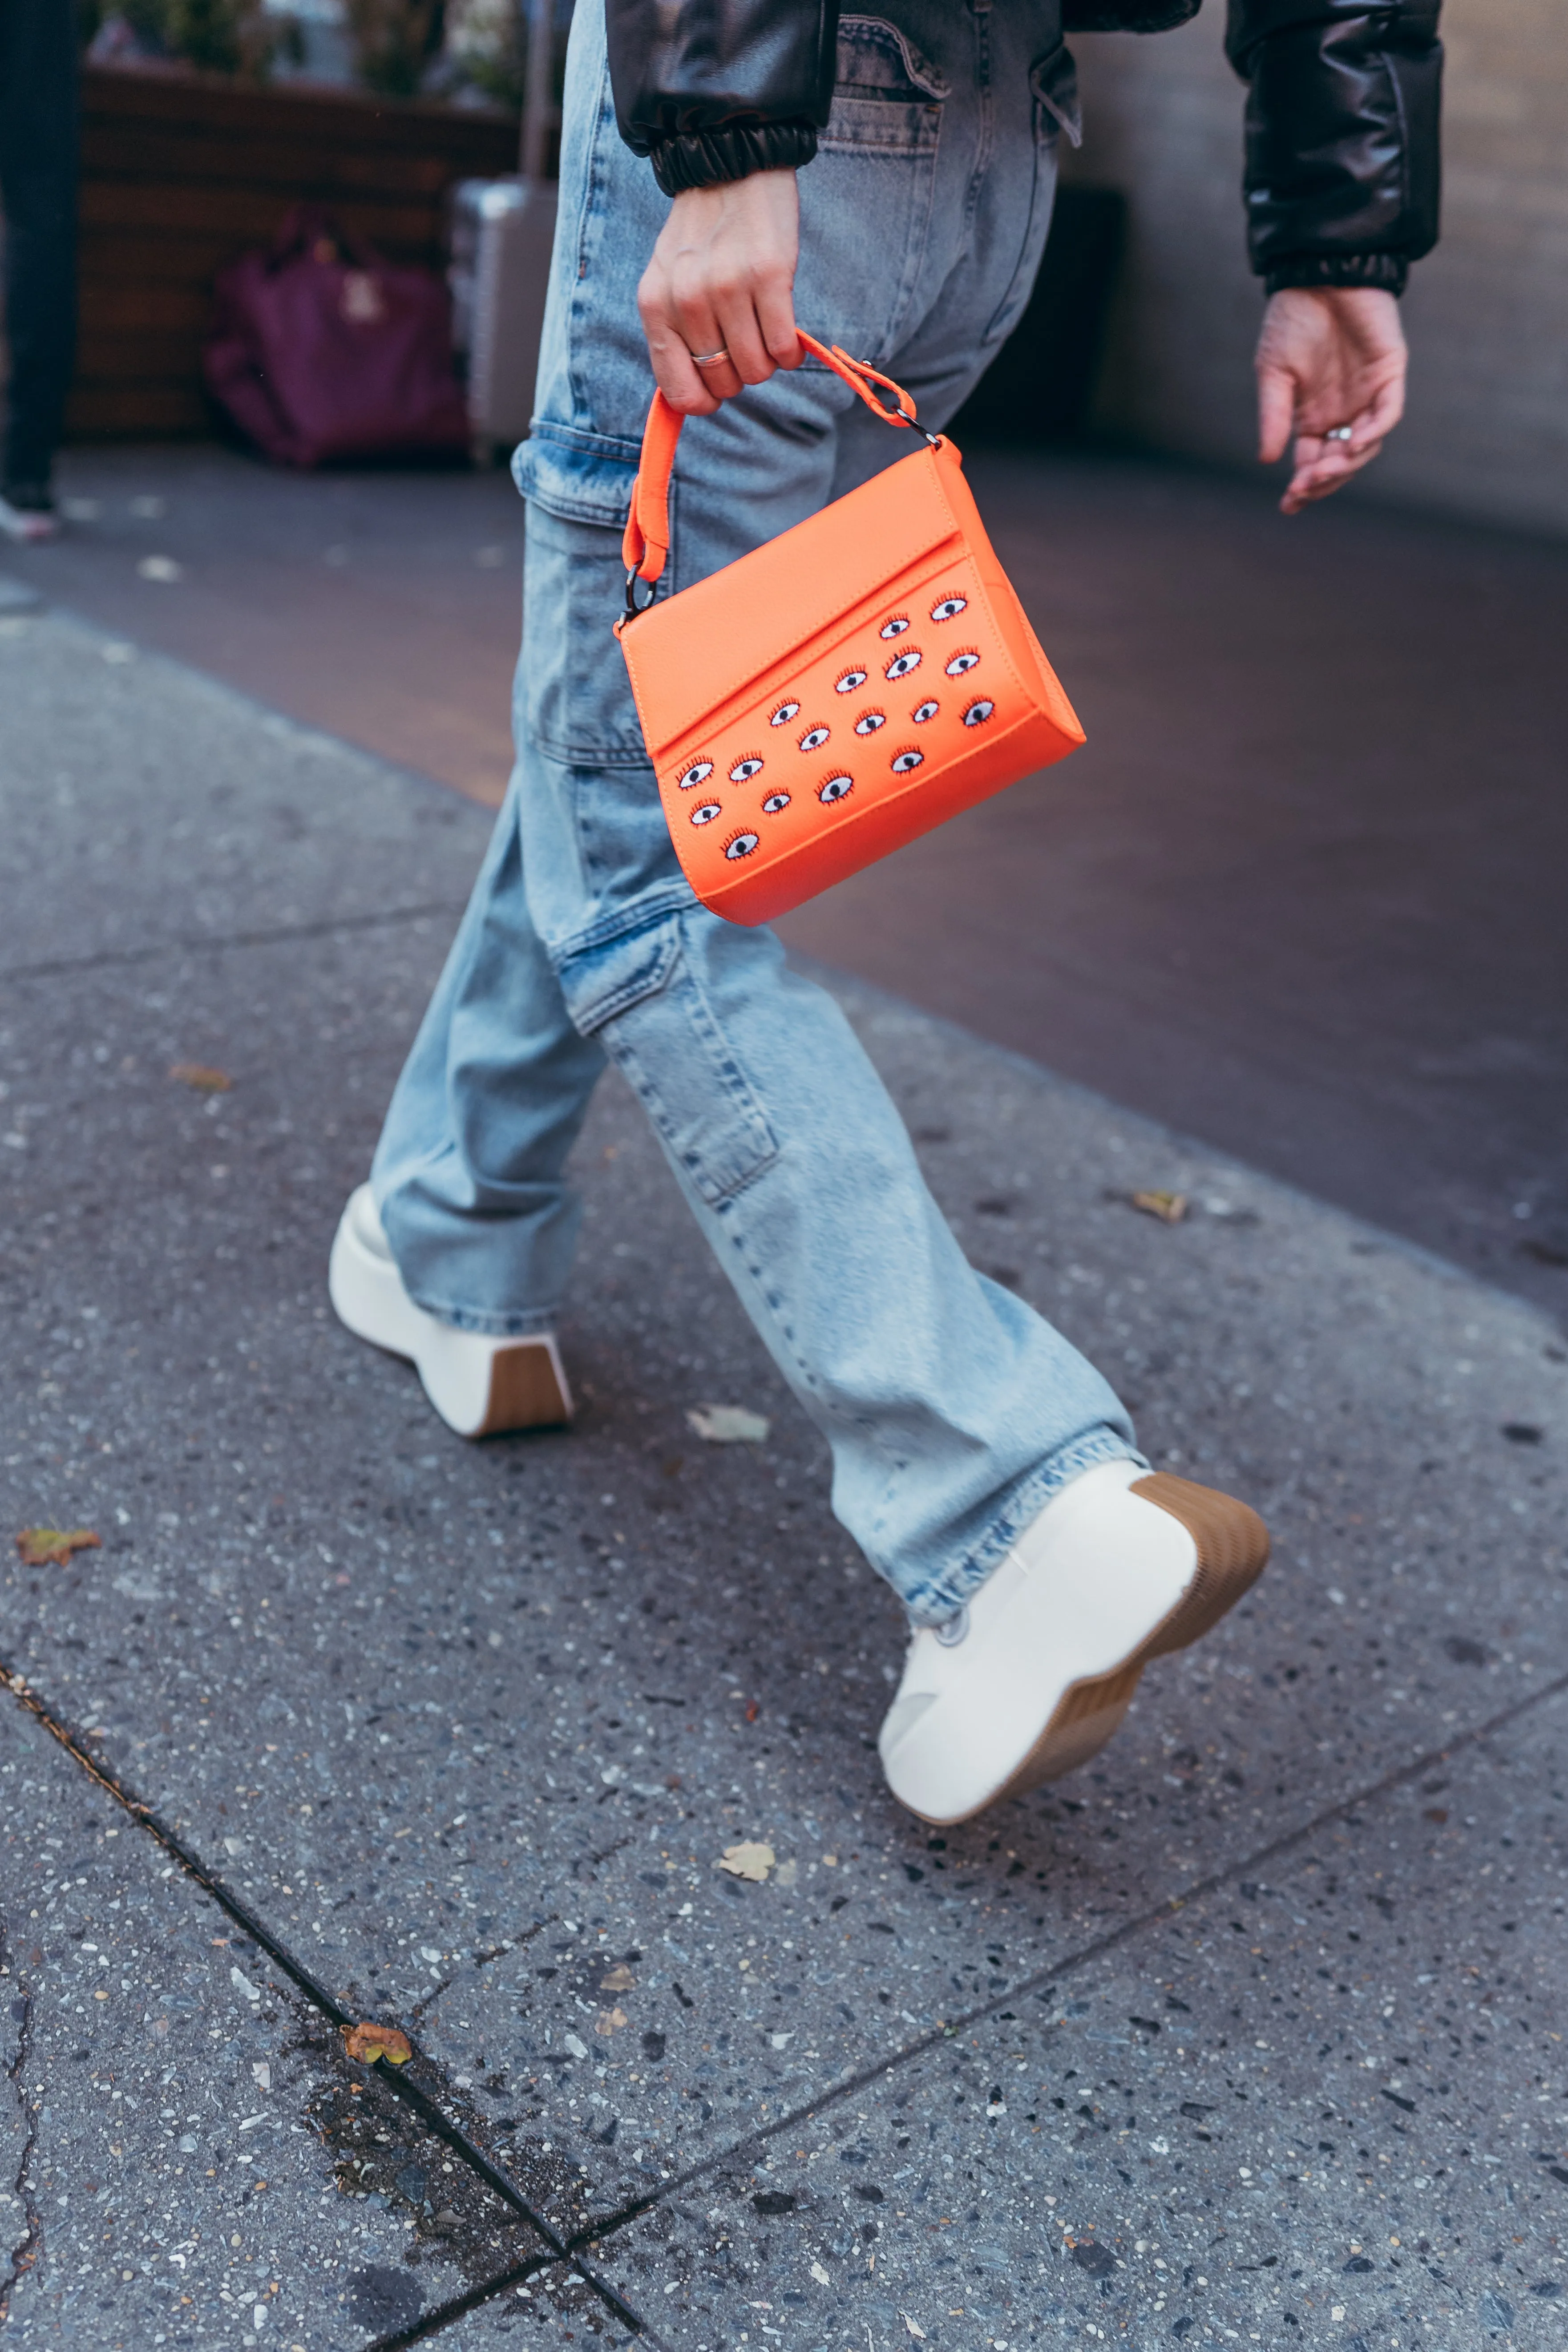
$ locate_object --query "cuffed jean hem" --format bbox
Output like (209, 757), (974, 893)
(401, 1296), (564, 1339)
(901, 1427), (1149, 1625)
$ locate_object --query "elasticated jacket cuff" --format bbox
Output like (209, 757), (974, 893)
(1264, 251), (1410, 297)
(648, 120), (819, 196)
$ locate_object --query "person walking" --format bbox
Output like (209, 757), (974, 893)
(330, 0), (1440, 1824)
(0, 0), (79, 542)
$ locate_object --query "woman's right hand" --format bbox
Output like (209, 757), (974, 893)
(637, 170), (803, 416)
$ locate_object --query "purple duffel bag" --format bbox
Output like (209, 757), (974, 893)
(204, 203), (470, 468)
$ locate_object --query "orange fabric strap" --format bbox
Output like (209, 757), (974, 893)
(620, 332), (925, 593)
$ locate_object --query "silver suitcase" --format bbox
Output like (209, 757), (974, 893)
(450, 177), (558, 457)
(449, 0), (563, 458)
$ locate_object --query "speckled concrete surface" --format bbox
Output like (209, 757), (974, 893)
(3, 610), (1565, 2348)
(0, 1699), (543, 2348)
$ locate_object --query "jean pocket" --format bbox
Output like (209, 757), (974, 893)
(981, 42), (1079, 346)
(800, 17), (947, 364)
(822, 15), (949, 154)
(559, 914), (780, 1207)
(515, 426), (660, 769)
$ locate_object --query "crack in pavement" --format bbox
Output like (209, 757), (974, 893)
(0, 1656), (647, 2340)
(5, 1643), (1565, 2347)
(0, 897), (469, 990)
(0, 1928), (41, 2326)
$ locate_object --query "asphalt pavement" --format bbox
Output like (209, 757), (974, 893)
(1, 602), (1566, 2350)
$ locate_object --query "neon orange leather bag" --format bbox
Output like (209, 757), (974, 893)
(614, 332), (1085, 927)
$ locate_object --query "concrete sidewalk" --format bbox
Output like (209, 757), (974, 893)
(2, 606), (1566, 2351)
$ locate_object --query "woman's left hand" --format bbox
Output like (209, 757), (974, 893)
(1255, 286), (1407, 515)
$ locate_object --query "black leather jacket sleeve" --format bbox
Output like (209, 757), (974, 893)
(605, 0), (839, 198)
(607, 0), (1441, 295)
(1226, 0), (1442, 293)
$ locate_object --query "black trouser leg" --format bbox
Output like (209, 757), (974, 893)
(0, 0), (79, 490)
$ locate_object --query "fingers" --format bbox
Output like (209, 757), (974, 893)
(1279, 428), (1387, 515)
(1256, 361), (1297, 467)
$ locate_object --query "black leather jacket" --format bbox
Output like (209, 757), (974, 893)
(606, 0), (1441, 293)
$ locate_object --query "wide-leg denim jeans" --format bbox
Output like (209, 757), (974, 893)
(372, 0), (1138, 1623)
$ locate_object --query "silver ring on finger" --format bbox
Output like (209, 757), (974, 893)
(689, 346), (731, 369)
(1325, 424), (1354, 442)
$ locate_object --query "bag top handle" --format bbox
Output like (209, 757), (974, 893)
(620, 332), (935, 609)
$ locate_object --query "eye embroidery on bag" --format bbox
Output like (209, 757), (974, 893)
(930, 593), (968, 621)
(762, 791), (792, 814)
(724, 830), (761, 860)
(836, 667), (869, 694)
(884, 647), (922, 680)
(676, 759), (714, 790)
(729, 755), (765, 782)
(770, 700), (801, 727)
(879, 614), (911, 639)
(690, 800), (723, 825)
(798, 724), (831, 752)
(945, 649), (980, 677)
(854, 710), (886, 736)
(818, 774), (853, 804)
(911, 698), (939, 723)
(962, 698), (995, 727)
(890, 747), (924, 774)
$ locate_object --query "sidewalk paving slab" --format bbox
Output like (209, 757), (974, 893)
(0, 1697), (546, 2349)
(3, 608), (1567, 2338)
(0, 612), (478, 978)
(574, 1693), (1568, 2348)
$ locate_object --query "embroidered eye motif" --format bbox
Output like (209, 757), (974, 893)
(818, 773), (853, 804)
(770, 700), (801, 727)
(854, 711), (886, 736)
(798, 724), (831, 753)
(836, 668), (869, 695)
(884, 648), (922, 681)
(724, 831), (760, 860)
(945, 650), (980, 677)
(762, 791), (792, 815)
(911, 699), (939, 724)
(930, 594), (968, 622)
(729, 755), (765, 783)
(890, 748), (924, 774)
(879, 614), (911, 639)
(676, 759), (714, 791)
(962, 698), (995, 727)
(690, 800), (723, 826)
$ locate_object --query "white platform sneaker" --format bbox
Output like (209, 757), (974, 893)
(878, 1459), (1269, 1824)
(328, 1184), (572, 1438)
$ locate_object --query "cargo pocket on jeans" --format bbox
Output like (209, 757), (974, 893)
(513, 424), (658, 768)
(981, 42), (1081, 345)
(802, 16), (947, 363)
(558, 913), (780, 1207)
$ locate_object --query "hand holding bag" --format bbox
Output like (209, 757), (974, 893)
(614, 333), (1085, 926)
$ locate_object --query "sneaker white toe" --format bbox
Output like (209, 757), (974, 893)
(879, 1459), (1268, 1824)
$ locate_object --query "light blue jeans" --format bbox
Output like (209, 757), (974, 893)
(372, 0), (1138, 1622)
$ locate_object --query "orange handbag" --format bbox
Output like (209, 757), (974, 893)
(614, 332), (1085, 927)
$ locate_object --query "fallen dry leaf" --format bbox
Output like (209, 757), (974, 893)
(169, 1062), (231, 1093)
(903, 2319), (928, 2342)
(718, 1840), (775, 1883)
(1129, 1189), (1188, 1225)
(343, 2022), (412, 2066)
(594, 2005), (629, 2037)
(599, 1962), (636, 1994)
(16, 1527), (101, 1567)
(686, 1404), (770, 1444)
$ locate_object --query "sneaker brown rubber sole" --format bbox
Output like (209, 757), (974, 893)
(472, 1339), (573, 1435)
(978, 1473), (1270, 1809)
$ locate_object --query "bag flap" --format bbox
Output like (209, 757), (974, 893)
(620, 439), (965, 757)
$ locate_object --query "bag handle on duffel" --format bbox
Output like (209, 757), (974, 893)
(619, 332), (935, 614)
